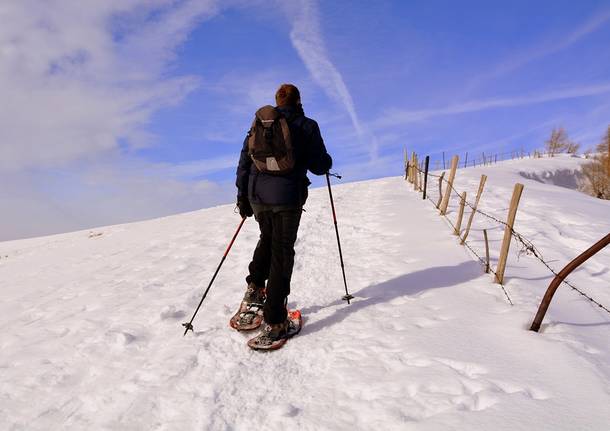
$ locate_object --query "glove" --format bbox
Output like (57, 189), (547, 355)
(237, 197), (253, 218)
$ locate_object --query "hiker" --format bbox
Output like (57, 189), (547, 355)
(233, 83), (332, 349)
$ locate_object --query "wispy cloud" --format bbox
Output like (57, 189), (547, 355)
(467, 8), (610, 90)
(374, 81), (610, 128)
(0, 0), (218, 172)
(282, 0), (379, 159)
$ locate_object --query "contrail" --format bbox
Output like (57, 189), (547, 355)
(285, 1), (378, 159)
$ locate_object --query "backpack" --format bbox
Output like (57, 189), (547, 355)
(247, 105), (294, 174)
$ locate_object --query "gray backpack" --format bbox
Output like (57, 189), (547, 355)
(248, 105), (294, 174)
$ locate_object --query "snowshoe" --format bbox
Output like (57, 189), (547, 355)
(247, 310), (302, 351)
(229, 283), (266, 331)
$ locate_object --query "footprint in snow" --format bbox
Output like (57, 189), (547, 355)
(160, 306), (187, 320)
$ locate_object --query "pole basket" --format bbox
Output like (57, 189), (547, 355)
(182, 322), (194, 336)
(342, 294), (355, 303)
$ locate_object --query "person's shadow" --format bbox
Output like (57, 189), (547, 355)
(299, 260), (482, 337)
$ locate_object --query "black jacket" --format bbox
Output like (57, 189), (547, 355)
(236, 105), (332, 206)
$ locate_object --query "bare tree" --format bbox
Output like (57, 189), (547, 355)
(581, 126), (610, 199)
(566, 142), (580, 155)
(544, 127), (571, 157)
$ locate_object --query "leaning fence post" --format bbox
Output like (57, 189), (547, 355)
(439, 155), (459, 215)
(435, 172), (445, 208)
(423, 156), (430, 200)
(453, 191), (467, 236)
(483, 229), (490, 273)
(495, 183), (525, 284)
(461, 174), (487, 244)
(530, 233), (610, 332)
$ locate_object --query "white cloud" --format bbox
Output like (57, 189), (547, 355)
(0, 0), (217, 172)
(0, 0), (237, 241)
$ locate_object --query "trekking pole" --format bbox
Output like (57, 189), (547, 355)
(326, 172), (354, 304)
(182, 217), (246, 336)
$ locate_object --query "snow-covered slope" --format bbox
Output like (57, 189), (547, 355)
(1, 156), (609, 430)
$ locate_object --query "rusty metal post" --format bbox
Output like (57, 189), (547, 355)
(530, 233), (610, 332)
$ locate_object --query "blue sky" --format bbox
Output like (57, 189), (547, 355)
(1, 0), (610, 241)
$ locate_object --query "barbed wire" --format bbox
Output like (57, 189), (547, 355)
(407, 149), (532, 170)
(406, 162), (610, 315)
(422, 194), (514, 305)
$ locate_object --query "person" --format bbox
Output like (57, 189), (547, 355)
(234, 83), (332, 347)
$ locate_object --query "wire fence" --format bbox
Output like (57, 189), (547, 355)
(407, 159), (610, 315)
(423, 149), (537, 171)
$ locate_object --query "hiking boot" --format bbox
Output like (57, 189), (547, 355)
(229, 283), (266, 331)
(247, 320), (289, 350)
(243, 282), (266, 304)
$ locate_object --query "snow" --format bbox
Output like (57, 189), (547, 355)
(1, 155), (609, 430)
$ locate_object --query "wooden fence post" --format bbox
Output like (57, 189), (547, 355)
(439, 155), (459, 215)
(483, 229), (490, 273)
(435, 172), (445, 208)
(495, 183), (525, 284)
(464, 152), (468, 168)
(410, 152), (416, 183)
(460, 174), (487, 244)
(419, 162), (424, 191)
(453, 191), (467, 236)
(442, 151), (446, 170)
(413, 154), (419, 191)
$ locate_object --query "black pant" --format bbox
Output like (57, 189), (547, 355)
(246, 207), (302, 324)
